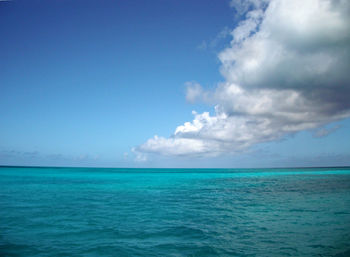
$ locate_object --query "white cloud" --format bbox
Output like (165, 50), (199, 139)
(131, 148), (148, 162)
(185, 82), (203, 103)
(136, 0), (350, 158)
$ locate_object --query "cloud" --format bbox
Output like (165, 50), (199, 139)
(131, 148), (148, 162)
(313, 125), (340, 138)
(136, 0), (350, 158)
(185, 82), (203, 103)
(229, 0), (269, 17)
(197, 27), (232, 51)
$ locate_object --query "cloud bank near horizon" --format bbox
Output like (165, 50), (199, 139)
(136, 0), (350, 158)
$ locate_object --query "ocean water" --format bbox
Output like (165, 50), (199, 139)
(1, 167), (350, 257)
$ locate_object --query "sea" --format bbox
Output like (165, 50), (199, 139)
(0, 166), (350, 257)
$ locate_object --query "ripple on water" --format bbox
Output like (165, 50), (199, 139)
(1, 167), (350, 256)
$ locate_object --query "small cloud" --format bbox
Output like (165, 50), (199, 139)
(131, 148), (147, 162)
(185, 81), (203, 103)
(197, 41), (207, 50)
(185, 81), (212, 104)
(135, 153), (147, 162)
(313, 125), (340, 138)
(229, 0), (268, 17)
(210, 27), (231, 48)
(123, 152), (129, 159)
(197, 27), (231, 51)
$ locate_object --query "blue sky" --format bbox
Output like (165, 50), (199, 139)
(1, 0), (350, 168)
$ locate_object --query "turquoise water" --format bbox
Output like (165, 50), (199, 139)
(1, 167), (350, 256)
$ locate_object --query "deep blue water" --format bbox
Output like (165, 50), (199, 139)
(1, 167), (350, 256)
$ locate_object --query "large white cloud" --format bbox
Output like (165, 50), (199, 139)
(136, 0), (350, 157)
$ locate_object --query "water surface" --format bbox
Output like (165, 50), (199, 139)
(1, 166), (350, 256)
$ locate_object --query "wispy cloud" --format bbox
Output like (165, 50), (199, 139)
(197, 27), (231, 51)
(136, 0), (350, 158)
(313, 125), (340, 138)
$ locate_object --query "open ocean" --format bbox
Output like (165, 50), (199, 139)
(1, 166), (350, 256)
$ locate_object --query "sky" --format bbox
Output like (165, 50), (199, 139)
(1, 0), (350, 168)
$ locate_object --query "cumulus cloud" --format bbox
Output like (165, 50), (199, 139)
(136, 0), (350, 157)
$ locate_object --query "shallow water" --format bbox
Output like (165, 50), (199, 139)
(1, 167), (350, 256)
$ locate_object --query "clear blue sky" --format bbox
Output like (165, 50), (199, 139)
(1, 0), (350, 168)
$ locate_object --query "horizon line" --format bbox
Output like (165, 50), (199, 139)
(1, 165), (350, 170)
